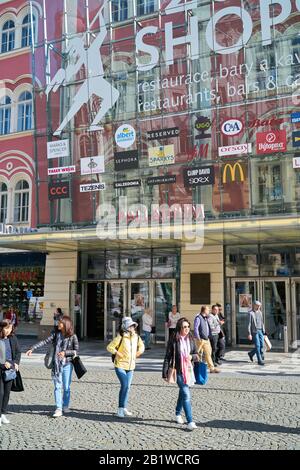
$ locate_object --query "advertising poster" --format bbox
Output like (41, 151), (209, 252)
(239, 294), (252, 313)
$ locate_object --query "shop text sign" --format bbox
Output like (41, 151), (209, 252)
(80, 156), (105, 175)
(114, 150), (139, 171)
(218, 143), (252, 157)
(47, 140), (69, 159)
(256, 131), (287, 154)
(148, 145), (175, 167)
(183, 166), (214, 187)
(293, 157), (300, 168)
(114, 179), (141, 189)
(48, 181), (70, 200)
(146, 127), (179, 140)
(48, 165), (76, 176)
(147, 175), (176, 186)
(80, 183), (106, 192)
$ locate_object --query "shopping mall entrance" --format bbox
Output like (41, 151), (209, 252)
(71, 279), (176, 341)
(231, 278), (300, 350)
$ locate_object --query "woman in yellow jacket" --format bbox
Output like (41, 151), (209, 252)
(107, 316), (144, 418)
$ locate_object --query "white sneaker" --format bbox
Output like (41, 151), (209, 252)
(117, 407), (125, 418)
(187, 422), (197, 431)
(63, 407), (71, 414)
(123, 408), (133, 416)
(52, 408), (63, 418)
(175, 415), (184, 424)
(1, 414), (10, 424)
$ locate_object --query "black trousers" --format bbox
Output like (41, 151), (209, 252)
(210, 334), (219, 364)
(0, 375), (13, 414)
(217, 336), (226, 360)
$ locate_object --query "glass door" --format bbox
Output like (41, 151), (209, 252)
(231, 279), (260, 344)
(154, 280), (176, 342)
(128, 280), (150, 334)
(291, 278), (300, 349)
(262, 279), (288, 350)
(86, 282), (105, 339)
(106, 281), (126, 340)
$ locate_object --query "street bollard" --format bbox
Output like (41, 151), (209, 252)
(112, 320), (116, 339)
(283, 325), (288, 353)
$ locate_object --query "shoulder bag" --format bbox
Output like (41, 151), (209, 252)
(72, 352), (87, 379)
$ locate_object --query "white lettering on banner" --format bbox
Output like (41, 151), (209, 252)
(80, 183), (106, 192)
(48, 165), (76, 175)
(218, 143), (252, 156)
(46, 0), (300, 125)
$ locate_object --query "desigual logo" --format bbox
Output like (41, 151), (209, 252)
(115, 124), (136, 149)
(221, 119), (243, 136)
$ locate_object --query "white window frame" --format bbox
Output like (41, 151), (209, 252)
(17, 90), (33, 132)
(0, 180), (8, 224)
(13, 179), (30, 223)
(0, 95), (11, 135)
(1, 19), (15, 53)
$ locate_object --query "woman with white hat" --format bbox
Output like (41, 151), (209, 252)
(107, 316), (145, 418)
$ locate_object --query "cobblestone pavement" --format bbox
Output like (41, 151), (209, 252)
(1, 355), (300, 450)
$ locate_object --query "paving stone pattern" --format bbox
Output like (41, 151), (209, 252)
(1, 364), (300, 450)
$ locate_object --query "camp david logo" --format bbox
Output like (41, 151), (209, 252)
(115, 124), (136, 149)
(221, 119), (243, 137)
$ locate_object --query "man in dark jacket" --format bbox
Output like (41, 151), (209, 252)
(193, 306), (220, 373)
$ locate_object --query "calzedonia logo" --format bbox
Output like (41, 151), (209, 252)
(115, 124), (136, 149)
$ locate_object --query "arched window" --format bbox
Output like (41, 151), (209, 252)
(21, 14), (36, 48)
(14, 180), (29, 222)
(17, 91), (32, 131)
(0, 96), (11, 135)
(0, 182), (8, 223)
(1, 20), (15, 53)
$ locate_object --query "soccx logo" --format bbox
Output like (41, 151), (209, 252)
(221, 119), (243, 137)
(137, 0), (300, 71)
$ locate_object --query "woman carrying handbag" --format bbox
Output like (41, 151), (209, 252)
(26, 316), (79, 417)
(0, 320), (21, 426)
(162, 317), (199, 431)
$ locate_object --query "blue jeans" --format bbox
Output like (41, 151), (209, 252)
(52, 363), (73, 409)
(250, 330), (264, 363)
(176, 373), (193, 424)
(115, 368), (134, 408)
(143, 330), (151, 348)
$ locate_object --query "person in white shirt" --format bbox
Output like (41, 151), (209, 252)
(142, 308), (153, 350)
(168, 305), (180, 339)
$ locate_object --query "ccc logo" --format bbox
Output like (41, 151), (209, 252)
(50, 186), (68, 195)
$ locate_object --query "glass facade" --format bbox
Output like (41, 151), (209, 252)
(29, 0), (300, 228)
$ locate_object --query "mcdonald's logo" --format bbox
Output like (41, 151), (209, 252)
(222, 162), (245, 183)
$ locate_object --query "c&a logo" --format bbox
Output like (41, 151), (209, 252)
(221, 118), (243, 137)
(222, 162), (245, 184)
(48, 181), (70, 200)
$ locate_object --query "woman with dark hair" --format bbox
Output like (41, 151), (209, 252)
(26, 315), (79, 417)
(0, 320), (21, 426)
(162, 317), (199, 431)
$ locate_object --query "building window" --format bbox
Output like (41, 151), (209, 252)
(0, 96), (11, 135)
(14, 180), (29, 223)
(112, 0), (128, 22)
(137, 0), (156, 16)
(0, 182), (8, 223)
(21, 14), (36, 48)
(17, 91), (33, 131)
(1, 20), (15, 53)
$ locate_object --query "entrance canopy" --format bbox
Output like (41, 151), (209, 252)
(0, 216), (299, 252)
